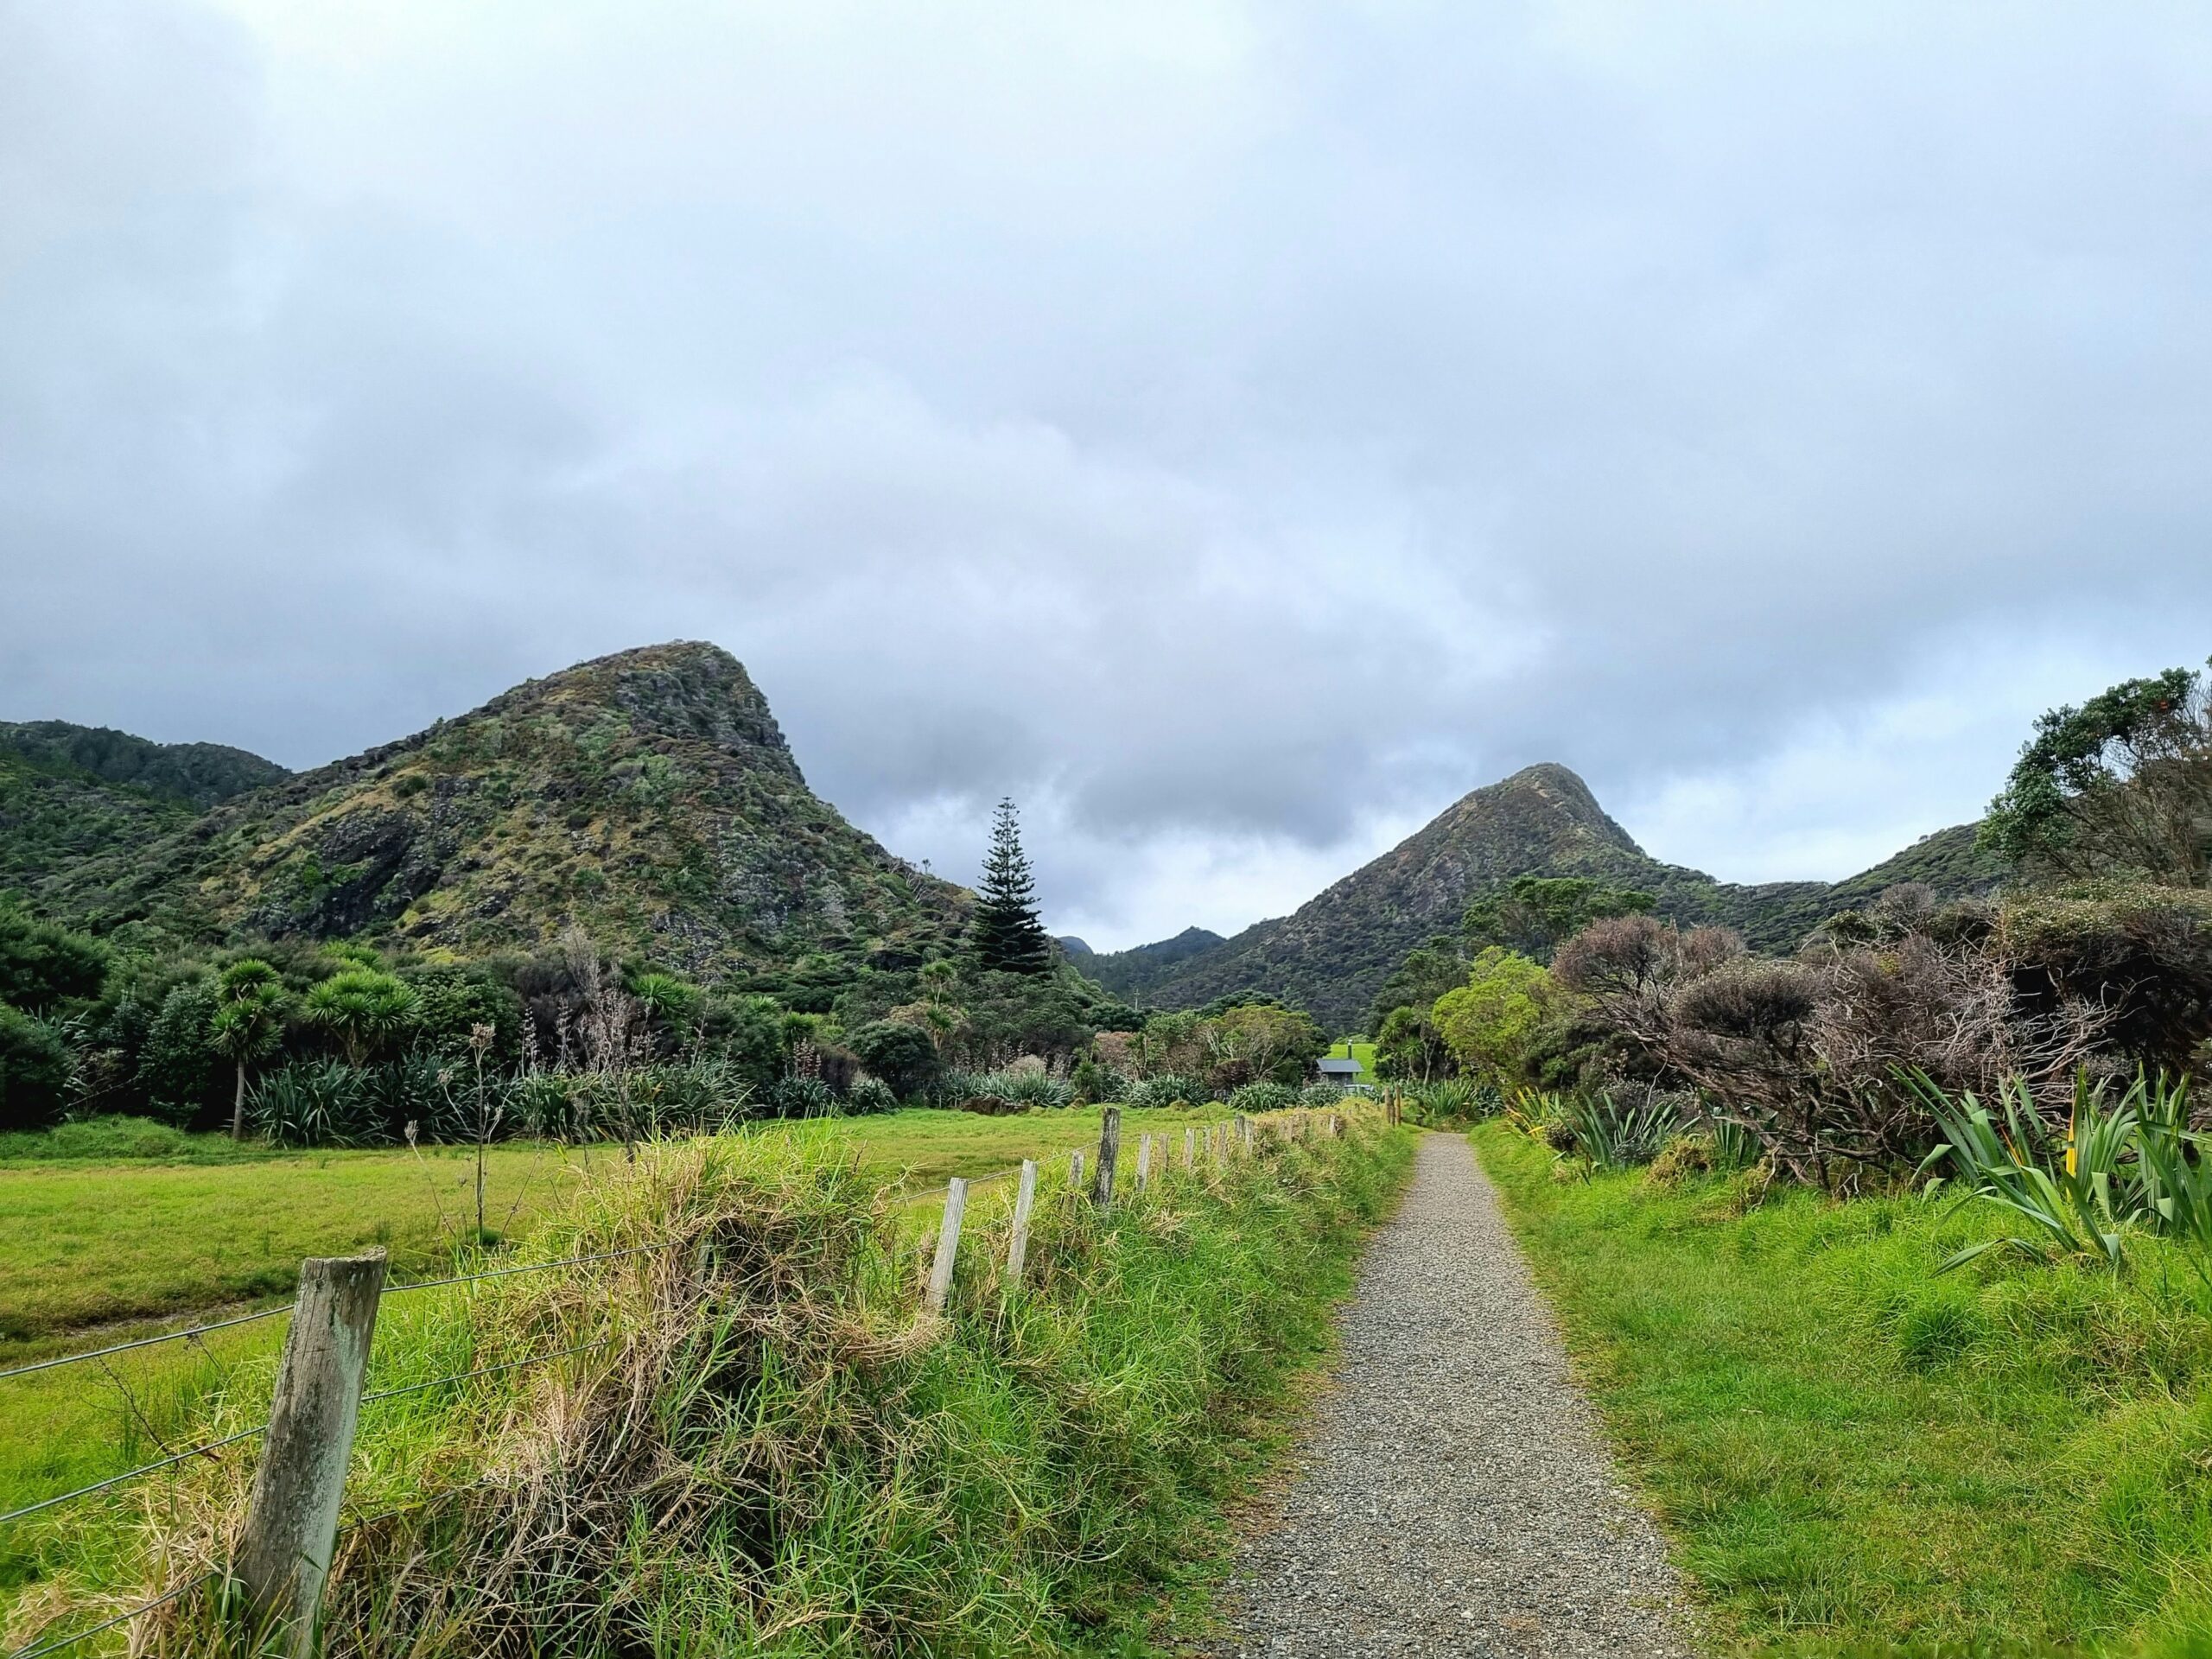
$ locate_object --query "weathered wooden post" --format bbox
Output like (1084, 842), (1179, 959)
(925, 1178), (967, 1313)
(1006, 1160), (1039, 1287)
(1135, 1133), (1152, 1195)
(1236, 1114), (1252, 1155)
(1184, 1124), (1196, 1169)
(1091, 1105), (1122, 1207)
(1071, 1148), (1084, 1190)
(235, 1250), (387, 1658)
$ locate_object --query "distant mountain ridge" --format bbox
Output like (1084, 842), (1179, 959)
(32, 643), (969, 975)
(1078, 763), (2004, 1030)
(1, 722), (290, 897)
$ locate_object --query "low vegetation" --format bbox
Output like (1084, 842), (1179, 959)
(4, 1114), (1414, 1656)
(1476, 1119), (2212, 1655)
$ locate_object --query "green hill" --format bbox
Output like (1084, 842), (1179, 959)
(1082, 764), (2005, 1030)
(34, 643), (969, 975)
(0, 724), (288, 897)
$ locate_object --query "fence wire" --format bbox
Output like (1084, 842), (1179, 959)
(0, 1424), (267, 1529)
(3, 1571), (214, 1659)
(379, 1241), (678, 1297)
(0, 1306), (291, 1386)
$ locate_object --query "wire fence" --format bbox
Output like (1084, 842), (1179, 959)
(1, 1101), (1388, 1656)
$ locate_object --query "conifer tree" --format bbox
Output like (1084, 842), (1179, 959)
(971, 797), (1052, 975)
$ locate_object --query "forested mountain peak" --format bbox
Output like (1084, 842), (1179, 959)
(34, 641), (968, 974)
(1080, 761), (2004, 1030)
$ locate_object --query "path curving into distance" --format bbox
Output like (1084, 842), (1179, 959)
(1207, 1133), (1698, 1658)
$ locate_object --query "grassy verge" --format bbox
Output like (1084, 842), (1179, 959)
(8, 1115), (1410, 1656)
(1471, 1121), (2212, 1657)
(0, 1106), (1231, 1347)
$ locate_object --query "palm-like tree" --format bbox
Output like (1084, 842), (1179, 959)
(209, 958), (288, 1140)
(304, 968), (419, 1066)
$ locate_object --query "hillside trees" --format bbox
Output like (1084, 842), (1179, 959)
(971, 798), (1052, 975)
(1462, 874), (1656, 961)
(1982, 658), (2212, 885)
(1432, 948), (1552, 1085)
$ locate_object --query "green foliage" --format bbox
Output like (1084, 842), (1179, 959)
(1911, 1070), (2210, 1272)
(1374, 1001), (1453, 1082)
(0, 908), (107, 1013)
(247, 1058), (385, 1147)
(971, 796), (1053, 975)
(1463, 874), (1656, 961)
(629, 971), (703, 1045)
(405, 963), (524, 1064)
(1128, 1073), (1205, 1110)
(304, 967), (421, 1065)
(1227, 1079), (1299, 1114)
(1431, 947), (1551, 1084)
(134, 978), (224, 1127)
(1982, 658), (2212, 884)
(1554, 1087), (1687, 1170)
(0, 1002), (69, 1132)
(847, 1020), (943, 1101)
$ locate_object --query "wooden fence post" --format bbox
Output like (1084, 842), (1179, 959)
(235, 1250), (387, 1658)
(1135, 1133), (1153, 1195)
(1006, 1160), (1039, 1288)
(1071, 1148), (1084, 1191)
(1184, 1124), (1196, 1169)
(1091, 1105), (1122, 1207)
(925, 1178), (967, 1314)
(1236, 1114), (1252, 1154)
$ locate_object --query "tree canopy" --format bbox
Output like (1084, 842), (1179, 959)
(971, 798), (1052, 975)
(1981, 658), (2212, 886)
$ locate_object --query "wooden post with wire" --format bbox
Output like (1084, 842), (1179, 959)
(1236, 1114), (1252, 1155)
(234, 1249), (387, 1659)
(925, 1178), (967, 1314)
(1006, 1159), (1039, 1287)
(1092, 1105), (1122, 1207)
(1071, 1148), (1084, 1191)
(1184, 1124), (1196, 1169)
(1135, 1132), (1153, 1195)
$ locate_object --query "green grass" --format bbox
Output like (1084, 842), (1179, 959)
(0, 1105), (1239, 1611)
(0, 1105), (1229, 1349)
(5, 1115), (1412, 1656)
(1471, 1120), (2212, 1657)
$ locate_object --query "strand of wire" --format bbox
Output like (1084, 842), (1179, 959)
(361, 1337), (615, 1405)
(379, 1242), (679, 1297)
(0, 1425), (266, 1529)
(4, 1571), (216, 1659)
(0, 1306), (290, 1385)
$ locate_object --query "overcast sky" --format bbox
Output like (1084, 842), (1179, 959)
(6, 3), (2211, 949)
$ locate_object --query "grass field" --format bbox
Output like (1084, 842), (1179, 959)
(1472, 1120), (2212, 1656)
(0, 1103), (1235, 1589)
(0, 1104), (1229, 1353)
(3, 1113), (1407, 1654)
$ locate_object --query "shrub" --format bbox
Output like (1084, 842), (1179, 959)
(971, 1067), (1073, 1109)
(304, 969), (421, 1066)
(1128, 1074), (1203, 1111)
(0, 1001), (70, 1132)
(247, 1060), (382, 1147)
(765, 1075), (840, 1119)
(1558, 1088), (1685, 1169)
(848, 1020), (943, 1101)
(0, 910), (107, 1013)
(136, 979), (225, 1128)
(846, 1075), (898, 1115)
(1228, 1080), (1299, 1115)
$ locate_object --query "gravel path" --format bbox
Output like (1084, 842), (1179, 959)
(1206, 1134), (1698, 1657)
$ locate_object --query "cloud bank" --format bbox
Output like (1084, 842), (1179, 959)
(5, 1), (2210, 946)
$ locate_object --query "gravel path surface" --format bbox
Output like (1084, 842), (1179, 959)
(1207, 1133), (1698, 1657)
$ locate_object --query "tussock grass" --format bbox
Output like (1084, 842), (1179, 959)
(9, 1116), (1411, 1656)
(1472, 1120), (2212, 1656)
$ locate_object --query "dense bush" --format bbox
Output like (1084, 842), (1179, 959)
(135, 978), (226, 1127)
(0, 909), (107, 1012)
(0, 1001), (70, 1131)
(1128, 1073), (1203, 1110)
(845, 1075), (898, 1115)
(1228, 1080), (1298, 1114)
(847, 1020), (942, 1101)
(248, 1060), (384, 1147)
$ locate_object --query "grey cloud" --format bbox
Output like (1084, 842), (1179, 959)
(4, 1), (2211, 946)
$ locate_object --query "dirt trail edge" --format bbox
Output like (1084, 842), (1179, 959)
(1206, 1132), (1698, 1658)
